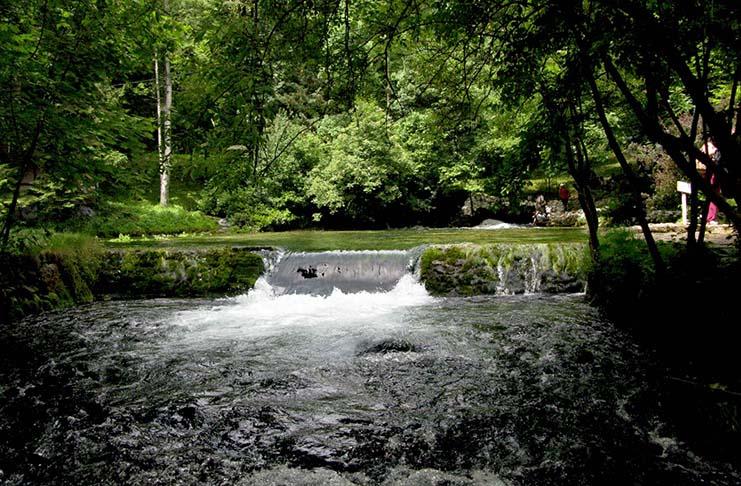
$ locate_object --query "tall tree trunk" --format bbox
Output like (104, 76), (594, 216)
(344, 0), (353, 110)
(0, 119), (43, 249)
(585, 68), (665, 275)
(0, 159), (28, 249)
(159, 46), (172, 207)
(154, 54), (163, 167)
(686, 37), (713, 250)
(685, 109), (702, 249)
(565, 139), (600, 259)
(565, 101), (600, 259)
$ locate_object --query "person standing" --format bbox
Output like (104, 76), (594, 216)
(558, 183), (570, 211)
(700, 137), (720, 223)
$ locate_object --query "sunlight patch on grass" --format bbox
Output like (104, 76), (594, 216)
(107, 227), (587, 252)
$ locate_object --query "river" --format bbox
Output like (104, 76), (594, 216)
(0, 251), (738, 485)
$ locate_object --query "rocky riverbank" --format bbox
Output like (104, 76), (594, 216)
(419, 243), (589, 296)
(0, 247), (265, 323)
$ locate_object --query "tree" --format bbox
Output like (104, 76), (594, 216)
(409, 0), (738, 263)
(0, 0), (154, 248)
(155, 0), (174, 206)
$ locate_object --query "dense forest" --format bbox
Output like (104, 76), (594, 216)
(2, 2), (741, 484)
(1, 0), (739, 254)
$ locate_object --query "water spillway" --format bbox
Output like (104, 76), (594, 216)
(175, 250), (432, 341)
(0, 249), (737, 484)
(266, 250), (414, 295)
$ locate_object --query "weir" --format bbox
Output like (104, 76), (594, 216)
(265, 250), (414, 295)
(175, 249), (432, 340)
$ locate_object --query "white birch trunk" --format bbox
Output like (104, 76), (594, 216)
(159, 47), (172, 206)
(154, 55), (163, 166)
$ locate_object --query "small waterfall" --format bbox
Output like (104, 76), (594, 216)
(495, 262), (510, 295)
(266, 250), (414, 295)
(526, 255), (542, 294)
(174, 250), (432, 338)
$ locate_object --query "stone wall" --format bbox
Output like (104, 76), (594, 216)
(0, 247), (264, 323)
(419, 243), (589, 296)
(99, 248), (264, 298)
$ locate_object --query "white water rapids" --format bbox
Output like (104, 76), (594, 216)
(173, 274), (434, 340)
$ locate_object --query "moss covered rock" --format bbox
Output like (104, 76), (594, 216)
(0, 242), (104, 322)
(1, 246), (265, 323)
(99, 247), (264, 298)
(420, 243), (589, 296)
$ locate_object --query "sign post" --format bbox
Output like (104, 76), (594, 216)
(676, 181), (691, 226)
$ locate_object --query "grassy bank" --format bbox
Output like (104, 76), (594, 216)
(66, 201), (218, 238)
(107, 227), (588, 252)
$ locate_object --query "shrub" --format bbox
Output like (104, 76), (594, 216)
(588, 229), (680, 316)
(77, 202), (218, 238)
(3, 228), (53, 255)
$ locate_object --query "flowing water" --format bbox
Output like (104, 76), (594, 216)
(1, 251), (739, 485)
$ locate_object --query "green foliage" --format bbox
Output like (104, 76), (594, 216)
(628, 143), (684, 212)
(307, 101), (408, 223)
(588, 230), (680, 311)
(75, 202), (217, 238)
(590, 230), (655, 299)
(195, 112), (314, 230)
(3, 229), (100, 256)
(3, 0), (738, 241)
(0, 0), (155, 240)
(2, 228), (53, 255)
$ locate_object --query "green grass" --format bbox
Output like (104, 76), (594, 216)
(527, 162), (622, 194)
(73, 201), (218, 238)
(107, 227), (587, 252)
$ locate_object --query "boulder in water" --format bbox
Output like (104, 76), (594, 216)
(358, 338), (421, 355)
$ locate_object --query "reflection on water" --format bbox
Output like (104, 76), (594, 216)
(1, 280), (739, 485)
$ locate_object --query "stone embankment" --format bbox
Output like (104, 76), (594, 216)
(2, 243), (591, 323)
(419, 243), (589, 296)
(0, 247), (264, 323)
(99, 248), (264, 298)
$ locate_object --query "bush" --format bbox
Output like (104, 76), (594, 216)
(588, 230), (684, 322)
(646, 209), (681, 224)
(3, 228), (53, 255)
(588, 230), (656, 311)
(75, 202), (218, 238)
(627, 142), (683, 212)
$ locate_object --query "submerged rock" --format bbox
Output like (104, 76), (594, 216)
(358, 339), (421, 355)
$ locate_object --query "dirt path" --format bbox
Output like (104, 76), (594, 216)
(630, 223), (737, 246)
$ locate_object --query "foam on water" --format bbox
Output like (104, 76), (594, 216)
(173, 274), (434, 340)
